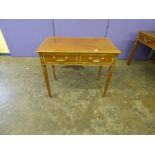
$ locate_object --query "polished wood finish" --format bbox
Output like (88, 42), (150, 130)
(37, 37), (120, 54)
(96, 66), (103, 80)
(37, 37), (121, 97)
(127, 40), (140, 65)
(127, 31), (155, 65)
(51, 65), (57, 80)
(44, 53), (78, 64)
(102, 66), (113, 97)
(41, 65), (51, 97)
(80, 54), (113, 65)
(139, 33), (155, 49)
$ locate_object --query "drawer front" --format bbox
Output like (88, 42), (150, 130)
(80, 54), (113, 65)
(138, 34), (155, 48)
(43, 54), (78, 64)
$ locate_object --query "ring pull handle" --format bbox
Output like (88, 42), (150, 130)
(52, 56), (68, 62)
(89, 57), (104, 63)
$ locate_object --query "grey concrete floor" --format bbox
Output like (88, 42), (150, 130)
(0, 56), (155, 134)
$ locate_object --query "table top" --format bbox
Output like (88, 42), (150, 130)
(37, 37), (121, 54)
(140, 31), (155, 39)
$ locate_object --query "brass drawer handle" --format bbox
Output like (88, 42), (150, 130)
(143, 37), (151, 42)
(52, 56), (68, 62)
(89, 57), (104, 63)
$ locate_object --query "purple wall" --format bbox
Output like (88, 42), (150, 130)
(107, 19), (155, 60)
(0, 19), (155, 59)
(54, 19), (108, 37)
(0, 19), (54, 56)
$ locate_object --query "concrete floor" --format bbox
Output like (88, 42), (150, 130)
(0, 56), (155, 134)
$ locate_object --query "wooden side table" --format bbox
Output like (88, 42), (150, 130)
(127, 31), (155, 65)
(37, 37), (121, 97)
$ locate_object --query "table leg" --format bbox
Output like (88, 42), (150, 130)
(41, 65), (51, 97)
(148, 49), (154, 59)
(127, 40), (139, 65)
(152, 57), (155, 64)
(51, 65), (57, 80)
(149, 50), (155, 64)
(108, 66), (112, 72)
(102, 66), (113, 97)
(96, 65), (103, 80)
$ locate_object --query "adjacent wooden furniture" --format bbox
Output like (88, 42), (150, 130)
(127, 31), (155, 65)
(37, 37), (121, 97)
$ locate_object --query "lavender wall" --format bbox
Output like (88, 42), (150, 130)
(107, 19), (155, 60)
(54, 19), (108, 37)
(0, 19), (54, 56)
(0, 19), (155, 59)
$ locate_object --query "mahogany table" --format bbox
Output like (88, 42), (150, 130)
(127, 31), (155, 65)
(37, 37), (121, 97)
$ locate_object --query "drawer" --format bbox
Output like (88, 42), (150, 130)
(43, 54), (78, 64)
(80, 54), (113, 65)
(138, 33), (155, 48)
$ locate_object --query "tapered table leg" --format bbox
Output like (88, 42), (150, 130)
(41, 65), (51, 97)
(127, 40), (139, 65)
(96, 65), (103, 80)
(51, 65), (57, 80)
(102, 66), (113, 97)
